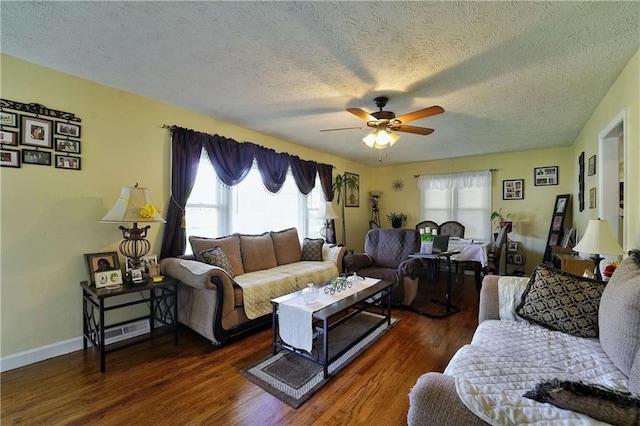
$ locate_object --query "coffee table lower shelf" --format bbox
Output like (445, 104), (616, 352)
(271, 280), (393, 379)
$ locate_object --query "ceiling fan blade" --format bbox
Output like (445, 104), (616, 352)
(394, 106), (444, 124)
(320, 126), (366, 132)
(347, 108), (376, 122)
(394, 125), (435, 135)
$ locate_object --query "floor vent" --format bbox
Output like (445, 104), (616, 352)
(104, 319), (150, 345)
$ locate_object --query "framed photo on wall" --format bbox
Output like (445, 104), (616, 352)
(55, 122), (81, 138)
(0, 148), (20, 168)
(502, 179), (524, 200)
(534, 166), (558, 186)
(588, 155), (596, 176)
(0, 130), (18, 146)
(344, 172), (360, 207)
(0, 111), (17, 127)
(21, 116), (53, 148)
(22, 149), (52, 166)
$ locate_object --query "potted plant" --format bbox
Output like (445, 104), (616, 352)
(491, 208), (512, 232)
(386, 212), (407, 229)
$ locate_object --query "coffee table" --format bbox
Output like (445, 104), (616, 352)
(271, 279), (393, 379)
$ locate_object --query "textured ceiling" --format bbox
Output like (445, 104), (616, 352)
(2, 1), (639, 166)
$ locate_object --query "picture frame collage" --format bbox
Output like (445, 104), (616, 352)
(0, 99), (82, 170)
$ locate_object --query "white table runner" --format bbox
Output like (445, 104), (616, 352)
(277, 277), (379, 353)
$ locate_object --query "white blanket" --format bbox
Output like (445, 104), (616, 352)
(446, 320), (629, 425)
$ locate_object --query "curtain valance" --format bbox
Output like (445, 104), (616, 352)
(418, 170), (491, 190)
(171, 126), (332, 195)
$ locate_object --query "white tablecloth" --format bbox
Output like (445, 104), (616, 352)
(447, 238), (492, 267)
(277, 277), (379, 353)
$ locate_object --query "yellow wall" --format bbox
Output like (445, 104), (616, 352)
(371, 147), (574, 273)
(1, 49), (638, 360)
(572, 49), (639, 250)
(0, 55), (368, 357)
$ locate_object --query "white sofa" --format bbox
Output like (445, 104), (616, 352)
(160, 228), (345, 347)
(408, 253), (640, 425)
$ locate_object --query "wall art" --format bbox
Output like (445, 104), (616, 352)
(588, 155), (596, 176)
(0, 148), (20, 168)
(21, 116), (53, 148)
(502, 179), (524, 200)
(534, 166), (558, 186)
(22, 149), (51, 166)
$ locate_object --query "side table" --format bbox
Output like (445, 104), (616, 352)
(409, 250), (461, 317)
(81, 277), (178, 372)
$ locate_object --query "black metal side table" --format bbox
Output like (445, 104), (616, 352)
(81, 277), (178, 372)
(409, 251), (461, 317)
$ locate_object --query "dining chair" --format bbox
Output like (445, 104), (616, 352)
(486, 225), (509, 275)
(415, 220), (439, 233)
(438, 221), (466, 238)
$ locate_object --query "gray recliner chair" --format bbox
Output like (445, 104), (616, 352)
(343, 228), (422, 306)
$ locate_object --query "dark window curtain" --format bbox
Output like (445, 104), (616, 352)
(160, 127), (205, 259)
(255, 146), (289, 193)
(289, 155), (317, 195)
(317, 163), (334, 201)
(317, 163), (337, 244)
(203, 135), (256, 186)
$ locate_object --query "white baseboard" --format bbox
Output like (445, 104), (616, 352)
(0, 336), (84, 373)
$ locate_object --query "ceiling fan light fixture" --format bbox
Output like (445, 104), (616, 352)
(363, 129), (400, 149)
(362, 130), (378, 148)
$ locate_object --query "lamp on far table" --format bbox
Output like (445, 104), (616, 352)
(320, 201), (340, 244)
(573, 218), (624, 280)
(100, 184), (165, 281)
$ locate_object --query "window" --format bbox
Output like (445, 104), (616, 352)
(418, 171), (492, 241)
(185, 150), (324, 251)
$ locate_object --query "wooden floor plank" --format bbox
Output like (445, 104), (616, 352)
(1, 275), (480, 425)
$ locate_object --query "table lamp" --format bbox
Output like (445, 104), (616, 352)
(100, 184), (165, 280)
(573, 218), (624, 280)
(320, 201), (340, 243)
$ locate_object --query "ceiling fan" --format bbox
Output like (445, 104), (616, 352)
(321, 96), (444, 149)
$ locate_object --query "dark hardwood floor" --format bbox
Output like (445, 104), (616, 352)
(1, 274), (480, 425)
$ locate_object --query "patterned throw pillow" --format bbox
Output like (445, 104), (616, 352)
(515, 263), (605, 338)
(301, 238), (324, 261)
(524, 379), (640, 425)
(199, 246), (234, 278)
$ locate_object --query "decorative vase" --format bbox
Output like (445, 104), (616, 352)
(392, 218), (402, 228)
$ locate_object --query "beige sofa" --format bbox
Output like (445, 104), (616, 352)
(160, 228), (345, 347)
(408, 253), (640, 425)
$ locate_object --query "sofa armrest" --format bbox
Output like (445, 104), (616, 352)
(478, 275), (500, 323)
(408, 373), (488, 425)
(160, 257), (237, 319)
(343, 253), (373, 274)
(399, 258), (423, 279)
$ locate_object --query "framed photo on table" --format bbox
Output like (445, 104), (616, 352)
(84, 251), (121, 285)
(502, 179), (524, 200)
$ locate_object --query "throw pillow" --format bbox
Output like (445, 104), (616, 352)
(270, 227), (302, 265)
(523, 379), (640, 425)
(239, 232), (278, 272)
(199, 246), (234, 278)
(301, 238), (324, 261)
(189, 234), (244, 276)
(515, 263), (605, 338)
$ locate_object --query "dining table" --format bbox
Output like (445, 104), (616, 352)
(444, 237), (493, 291)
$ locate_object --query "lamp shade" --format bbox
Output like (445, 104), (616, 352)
(362, 129), (400, 149)
(100, 186), (165, 223)
(573, 219), (624, 256)
(321, 201), (340, 219)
